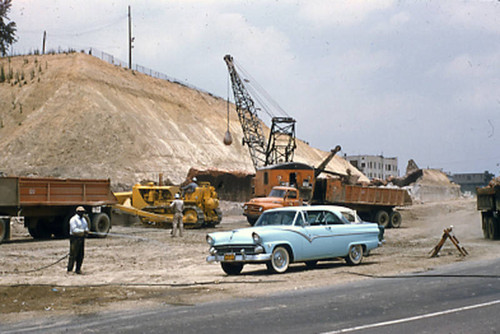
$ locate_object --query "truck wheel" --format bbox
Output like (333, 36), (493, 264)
(482, 213), (490, 239)
(91, 213), (111, 237)
(247, 216), (258, 226)
(487, 216), (500, 240)
(374, 210), (390, 228)
(345, 244), (364, 266)
(221, 262), (244, 275)
(0, 218), (7, 243)
(389, 211), (402, 228)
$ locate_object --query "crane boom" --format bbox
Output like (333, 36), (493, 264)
(224, 54), (296, 169)
(224, 54), (267, 168)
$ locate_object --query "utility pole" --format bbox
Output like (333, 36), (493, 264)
(128, 5), (134, 69)
(42, 31), (46, 54)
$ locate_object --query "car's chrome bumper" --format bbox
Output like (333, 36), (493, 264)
(206, 253), (272, 263)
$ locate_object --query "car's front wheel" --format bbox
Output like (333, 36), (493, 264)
(221, 262), (244, 275)
(345, 244), (363, 266)
(266, 246), (290, 274)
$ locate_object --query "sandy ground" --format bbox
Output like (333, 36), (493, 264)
(1, 198), (498, 324)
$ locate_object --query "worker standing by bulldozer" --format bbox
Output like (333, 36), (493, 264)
(170, 193), (184, 237)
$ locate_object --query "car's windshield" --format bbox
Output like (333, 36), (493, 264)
(268, 189), (286, 198)
(255, 210), (296, 226)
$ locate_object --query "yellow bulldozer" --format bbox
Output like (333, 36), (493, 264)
(114, 181), (222, 228)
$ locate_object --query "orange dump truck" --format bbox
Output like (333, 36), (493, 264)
(0, 176), (117, 243)
(243, 160), (411, 227)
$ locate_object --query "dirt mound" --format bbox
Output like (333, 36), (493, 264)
(0, 53), (365, 190)
(419, 169), (454, 185)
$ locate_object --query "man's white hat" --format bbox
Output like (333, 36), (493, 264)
(192, 177), (197, 182)
(76, 206), (86, 212)
(175, 193), (180, 199)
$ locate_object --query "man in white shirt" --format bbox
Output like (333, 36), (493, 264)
(67, 206), (89, 274)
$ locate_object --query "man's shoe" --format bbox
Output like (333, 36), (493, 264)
(75, 270), (82, 275)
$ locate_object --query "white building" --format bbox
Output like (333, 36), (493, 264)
(345, 155), (399, 180)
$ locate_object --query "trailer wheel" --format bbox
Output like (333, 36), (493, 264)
(91, 213), (111, 237)
(27, 219), (52, 239)
(53, 215), (70, 238)
(389, 211), (402, 228)
(0, 218), (7, 243)
(374, 210), (390, 228)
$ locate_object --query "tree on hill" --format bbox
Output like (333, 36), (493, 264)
(0, 0), (17, 56)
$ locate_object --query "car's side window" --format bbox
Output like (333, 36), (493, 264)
(325, 212), (343, 225)
(307, 211), (325, 226)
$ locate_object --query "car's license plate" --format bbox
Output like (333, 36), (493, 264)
(224, 253), (235, 261)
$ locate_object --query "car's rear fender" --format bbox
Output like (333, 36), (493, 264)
(346, 239), (379, 255)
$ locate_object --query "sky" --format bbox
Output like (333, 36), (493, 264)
(7, 0), (500, 176)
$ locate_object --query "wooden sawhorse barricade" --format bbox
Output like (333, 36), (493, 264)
(430, 226), (468, 258)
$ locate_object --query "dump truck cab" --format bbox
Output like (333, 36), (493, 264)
(243, 186), (303, 225)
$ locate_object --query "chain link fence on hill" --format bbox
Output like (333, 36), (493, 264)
(88, 47), (217, 98)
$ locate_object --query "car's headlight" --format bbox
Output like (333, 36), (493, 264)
(206, 235), (215, 246)
(258, 207), (263, 212)
(243, 205), (248, 210)
(252, 232), (262, 244)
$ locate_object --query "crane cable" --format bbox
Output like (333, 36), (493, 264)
(233, 59), (291, 119)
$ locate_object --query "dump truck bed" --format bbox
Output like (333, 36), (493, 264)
(0, 177), (117, 207)
(477, 185), (500, 211)
(314, 179), (411, 208)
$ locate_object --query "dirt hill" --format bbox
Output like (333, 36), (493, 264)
(0, 52), (366, 190)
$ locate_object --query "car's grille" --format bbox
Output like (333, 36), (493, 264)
(215, 245), (258, 255)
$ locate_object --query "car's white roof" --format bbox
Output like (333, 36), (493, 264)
(265, 205), (356, 214)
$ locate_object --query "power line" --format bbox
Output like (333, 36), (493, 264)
(18, 14), (127, 38)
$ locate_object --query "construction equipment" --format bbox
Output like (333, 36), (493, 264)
(114, 181), (221, 229)
(223, 54), (296, 169)
(243, 146), (412, 227)
(0, 176), (117, 243)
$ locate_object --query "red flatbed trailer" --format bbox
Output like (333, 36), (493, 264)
(0, 177), (117, 243)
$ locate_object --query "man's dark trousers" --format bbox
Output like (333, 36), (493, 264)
(68, 236), (85, 272)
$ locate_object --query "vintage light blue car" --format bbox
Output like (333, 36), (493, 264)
(206, 205), (385, 275)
